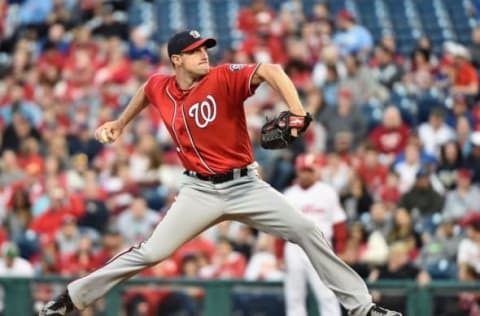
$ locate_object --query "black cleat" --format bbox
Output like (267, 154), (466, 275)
(367, 305), (403, 316)
(39, 291), (75, 316)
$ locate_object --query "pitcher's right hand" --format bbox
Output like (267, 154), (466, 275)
(95, 120), (123, 144)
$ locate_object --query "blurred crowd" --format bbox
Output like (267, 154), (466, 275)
(0, 0), (480, 315)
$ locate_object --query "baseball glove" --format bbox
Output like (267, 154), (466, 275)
(260, 111), (312, 149)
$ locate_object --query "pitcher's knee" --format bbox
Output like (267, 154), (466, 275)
(142, 243), (175, 264)
(288, 218), (318, 244)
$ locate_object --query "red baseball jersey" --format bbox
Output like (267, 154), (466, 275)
(144, 64), (260, 175)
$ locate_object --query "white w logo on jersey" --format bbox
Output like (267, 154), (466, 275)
(188, 95), (217, 128)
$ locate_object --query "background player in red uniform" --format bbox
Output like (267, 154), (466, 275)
(41, 30), (401, 316)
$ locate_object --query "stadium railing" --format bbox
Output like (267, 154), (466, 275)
(1, 276), (479, 315)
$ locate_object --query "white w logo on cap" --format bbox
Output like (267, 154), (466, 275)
(189, 30), (200, 38)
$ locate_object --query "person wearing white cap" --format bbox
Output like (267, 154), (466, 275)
(451, 43), (479, 96)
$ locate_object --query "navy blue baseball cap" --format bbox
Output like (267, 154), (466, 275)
(167, 30), (216, 58)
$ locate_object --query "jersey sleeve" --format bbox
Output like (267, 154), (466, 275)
(143, 73), (166, 104)
(220, 64), (261, 101)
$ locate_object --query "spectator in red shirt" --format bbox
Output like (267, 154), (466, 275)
(142, 258), (179, 278)
(237, 0), (287, 65)
(378, 172), (401, 208)
(94, 36), (132, 86)
(0, 227), (7, 250)
(29, 186), (80, 236)
(62, 47), (97, 96)
(284, 40), (313, 90)
(451, 45), (479, 97)
(67, 25), (98, 60)
(0, 0), (7, 38)
(37, 42), (65, 84)
(369, 106), (410, 161)
(92, 227), (125, 268)
(34, 234), (61, 275)
(356, 145), (389, 193)
(60, 235), (96, 277)
(18, 137), (45, 173)
(471, 103), (480, 130)
(172, 235), (215, 268)
(201, 237), (247, 279)
(239, 30), (287, 65)
(237, 0), (275, 35)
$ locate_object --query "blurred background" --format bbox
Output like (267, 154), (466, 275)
(1, 0), (480, 315)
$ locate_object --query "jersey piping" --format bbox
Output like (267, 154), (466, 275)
(166, 87), (184, 153)
(247, 63), (261, 95)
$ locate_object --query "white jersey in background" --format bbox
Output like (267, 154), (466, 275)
(284, 181), (347, 316)
(284, 181), (347, 242)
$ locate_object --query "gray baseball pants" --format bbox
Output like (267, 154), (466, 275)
(68, 164), (373, 316)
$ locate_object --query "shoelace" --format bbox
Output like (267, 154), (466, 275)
(42, 302), (67, 315)
(370, 309), (387, 316)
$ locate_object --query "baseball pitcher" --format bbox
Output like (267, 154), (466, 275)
(41, 30), (401, 316)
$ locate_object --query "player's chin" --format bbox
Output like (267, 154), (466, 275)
(196, 64), (210, 74)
